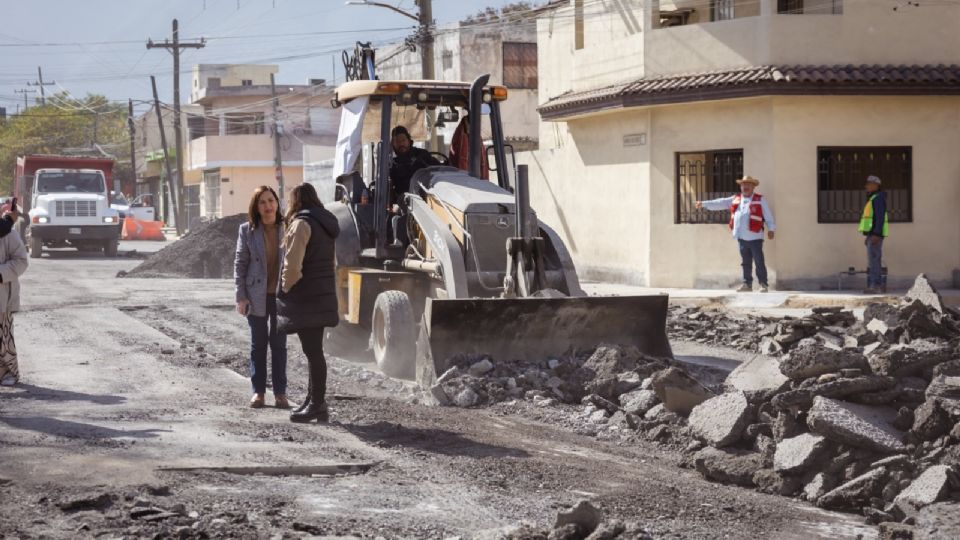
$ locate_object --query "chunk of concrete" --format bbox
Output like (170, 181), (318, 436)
(869, 340), (955, 378)
(906, 274), (945, 314)
(725, 355), (790, 396)
(554, 500), (601, 536)
(774, 433), (830, 475)
(894, 465), (954, 513)
(468, 358), (494, 376)
(807, 397), (906, 454)
(915, 502), (960, 540)
(779, 345), (869, 381)
(651, 367), (715, 416)
(772, 376), (897, 410)
(927, 360), (960, 401)
(688, 391), (752, 448)
(693, 447), (763, 487)
(817, 467), (887, 509)
(911, 399), (951, 441)
(803, 472), (836, 502)
(618, 389), (659, 416)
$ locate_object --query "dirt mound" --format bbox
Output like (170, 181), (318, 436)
(121, 214), (246, 279)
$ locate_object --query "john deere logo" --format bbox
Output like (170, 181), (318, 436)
(495, 217), (510, 229)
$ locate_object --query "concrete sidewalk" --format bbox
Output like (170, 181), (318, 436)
(582, 281), (960, 310)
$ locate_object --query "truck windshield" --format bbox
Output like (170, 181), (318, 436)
(36, 172), (105, 194)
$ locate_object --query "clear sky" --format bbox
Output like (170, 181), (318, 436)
(0, 0), (535, 115)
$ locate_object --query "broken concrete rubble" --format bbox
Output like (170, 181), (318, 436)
(817, 467), (887, 509)
(618, 389), (659, 416)
(724, 355), (789, 397)
(894, 465), (954, 513)
(774, 433), (830, 475)
(651, 367), (715, 415)
(778, 345), (869, 381)
(688, 391), (752, 448)
(693, 447), (762, 487)
(807, 397), (906, 454)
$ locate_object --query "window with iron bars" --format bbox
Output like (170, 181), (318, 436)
(676, 150), (744, 224)
(817, 146), (912, 223)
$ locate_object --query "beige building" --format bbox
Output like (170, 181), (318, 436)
(134, 103), (200, 226)
(520, 0), (960, 289)
(187, 64), (338, 221)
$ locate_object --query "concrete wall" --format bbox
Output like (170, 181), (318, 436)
(191, 64), (278, 102)
(519, 108), (653, 285)
(212, 165), (304, 218)
(520, 94), (960, 289)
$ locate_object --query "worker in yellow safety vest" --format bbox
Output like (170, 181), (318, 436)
(859, 175), (889, 294)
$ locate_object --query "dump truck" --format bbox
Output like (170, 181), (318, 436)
(327, 75), (672, 387)
(14, 155), (121, 258)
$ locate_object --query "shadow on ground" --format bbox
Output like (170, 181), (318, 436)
(342, 420), (530, 459)
(0, 416), (170, 439)
(0, 383), (126, 405)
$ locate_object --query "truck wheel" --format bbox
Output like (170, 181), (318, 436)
(371, 291), (416, 379)
(29, 235), (42, 259)
(103, 239), (118, 257)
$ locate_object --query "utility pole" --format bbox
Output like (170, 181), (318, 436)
(128, 99), (137, 196)
(27, 67), (55, 106)
(346, 0), (436, 150)
(151, 75), (180, 233)
(417, 0), (438, 152)
(147, 19), (204, 235)
(15, 88), (36, 111)
(269, 73), (285, 207)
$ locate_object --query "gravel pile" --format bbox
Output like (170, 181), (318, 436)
(121, 214), (246, 279)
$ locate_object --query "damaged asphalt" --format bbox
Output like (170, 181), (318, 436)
(0, 243), (884, 539)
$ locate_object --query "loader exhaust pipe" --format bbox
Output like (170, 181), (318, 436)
(468, 74), (489, 179)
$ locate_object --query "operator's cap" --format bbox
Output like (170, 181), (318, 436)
(736, 175), (759, 186)
(866, 175), (882, 185)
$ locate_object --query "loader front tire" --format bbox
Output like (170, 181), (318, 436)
(371, 291), (416, 380)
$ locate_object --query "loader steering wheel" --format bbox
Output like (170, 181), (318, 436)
(429, 152), (449, 166)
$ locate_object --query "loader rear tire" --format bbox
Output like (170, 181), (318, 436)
(29, 235), (42, 259)
(372, 291), (416, 380)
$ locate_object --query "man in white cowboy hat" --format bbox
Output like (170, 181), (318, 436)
(696, 175), (776, 292)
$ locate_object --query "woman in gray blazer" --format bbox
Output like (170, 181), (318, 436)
(234, 186), (288, 409)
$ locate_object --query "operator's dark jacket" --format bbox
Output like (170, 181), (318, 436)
(390, 147), (440, 203)
(276, 207), (340, 334)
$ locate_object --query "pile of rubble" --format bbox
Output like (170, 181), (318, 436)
(121, 214), (246, 279)
(433, 274), (960, 533)
(669, 303), (877, 356)
(675, 275), (960, 534)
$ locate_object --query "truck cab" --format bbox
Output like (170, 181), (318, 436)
(27, 168), (120, 258)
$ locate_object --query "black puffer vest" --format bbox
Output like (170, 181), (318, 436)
(277, 206), (340, 333)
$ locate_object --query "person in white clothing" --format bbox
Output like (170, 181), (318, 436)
(696, 176), (776, 292)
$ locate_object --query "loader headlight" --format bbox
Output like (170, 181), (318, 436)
(103, 216), (117, 224)
(32, 216), (49, 224)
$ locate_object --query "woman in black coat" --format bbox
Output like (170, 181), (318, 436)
(277, 183), (339, 423)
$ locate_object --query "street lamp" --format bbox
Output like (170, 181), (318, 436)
(344, 1), (419, 22)
(345, 0), (439, 152)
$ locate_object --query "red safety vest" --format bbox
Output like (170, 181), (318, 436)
(730, 194), (765, 233)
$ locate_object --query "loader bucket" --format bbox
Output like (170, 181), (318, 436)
(415, 295), (672, 387)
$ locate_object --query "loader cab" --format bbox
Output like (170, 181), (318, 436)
(331, 79), (513, 259)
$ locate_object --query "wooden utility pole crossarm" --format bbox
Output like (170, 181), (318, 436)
(27, 67), (55, 106)
(147, 19), (205, 235)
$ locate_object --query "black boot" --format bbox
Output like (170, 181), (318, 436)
(290, 400), (328, 423)
(292, 379), (311, 414)
(290, 356), (327, 423)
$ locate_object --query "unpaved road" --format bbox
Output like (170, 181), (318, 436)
(0, 244), (876, 539)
